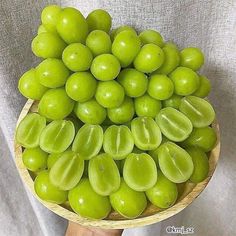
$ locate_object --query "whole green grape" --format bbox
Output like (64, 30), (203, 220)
(88, 153), (121, 196)
(49, 150), (84, 190)
(86, 9), (112, 33)
(41, 5), (61, 32)
(38, 88), (75, 120)
(156, 107), (193, 142)
(146, 171), (178, 208)
(16, 113), (46, 148)
(162, 94), (182, 109)
(139, 29), (164, 47)
(109, 179), (147, 219)
(56, 7), (88, 44)
(134, 94), (162, 118)
(91, 54), (120, 81)
(72, 124), (103, 160)
(179, 96), (215, 127)
(180, 47), (204, 71)
(95, 80), (125, 108)
(18, 68), (48, 100)
(68, 178), (111, 219)
(86, 30), (112, 56)
(103, 125), (134, 160)
(148, 74), (174, 100)
(112, 30), (141, 67)
(134, 44), (165, 73)
(22, 147), (48, 172)
(181, 127), (217, 152)
(110, 26), (137, 41)
(186, 147), (209, 183)
(107, 97), (135, 124)
(36, 58), (70, 88)
(47, 152), (63, 169)
(123, 153), (157, 191)
(37, 24), (48, 34)
(65, 72), (97, 102)
(31, 32), (66, 59)
(62, 43), (93, 72)
(193, 75), (211, 98)
(117, 68), (148, 97)
(169, 67), (200, 95)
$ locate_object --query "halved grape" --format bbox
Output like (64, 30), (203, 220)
(179, 96), (215, 128)
(49, 150), (84, 190)
(123, 153), (157, 191)
(72, 124), (103, 160)
(146, 171), (178, 208)
(131, 117), (162, 150)
(156, 107), (193, 142)
(109, 179), (147, 219)
(103, 125), (134, 160)
(40, 120), (75, 153)
(88, 153), (120, 196)
(158, 142), (194, 183)
(16, 113), (46, 148)
(68, 178), (111, 219)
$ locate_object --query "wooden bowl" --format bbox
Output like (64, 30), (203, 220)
(14, 99), (220, 229)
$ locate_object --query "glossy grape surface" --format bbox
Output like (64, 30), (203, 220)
(139, 30), (164, 47)
(110, 26), (137, 41)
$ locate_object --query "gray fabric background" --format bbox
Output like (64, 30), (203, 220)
(0, 0), (236, 235)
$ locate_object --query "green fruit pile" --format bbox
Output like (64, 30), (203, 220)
(16, 5), (217, 220)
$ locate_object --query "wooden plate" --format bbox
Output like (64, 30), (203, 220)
(14, 99), (220, 229)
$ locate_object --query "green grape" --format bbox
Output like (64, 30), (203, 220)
(193, 75), (211, 98)
(18, 68), (48, 100)
(123, 153), (157, 191)
(62, 43), (93, 72)
(22, 147), (48, 172)
(40, 120), (75, 153)
(88, 153), (120, 196)
(180, 47), (204, 71)
(153, 43), (180, 75)
(156, 107), (193, 142)
(109, 179), (147, 219)
(72, 124), (103, 160)
(103, 125), (134, 160)
(95, 80), (125, 108)
(65, 72), (97, 102)
(181, 127), (217, 152)
(74, 99), (106, 124)
(131, 117), (162, 150)
(169, 67), (200, 95)
(134, 44), (165, 73)
(49, 150), (84, 190)
(179, 96), (215, 127)
(36, 58), (70, 88)
(56, 7), (88, 44)
(69, 178), (111, 219)
(47, 152), (63, 169)
(110, 26), (137, 41)
(86, 9), (112, 33)
(134, 94), (162, 118)
(16, 113), (46, 148)
(86, 30), (112, 56)
(34, 171), (68, 204)
(112, 30), (141, 67)
(158, 142), (194, 183)
(31, 32), (66, 59)
(38, 88), (74, 120)
(41, 5), (61, 32)
(148, 74), (174, 100)
(162, 94), (182, 109)
(117, 68), (148, 97)
(37, 24), (48, 34)
(139, 29), (164, 47)
(91, 54), (120, 81)
(146, 171), (178, 208)
(186, 147), (209, 183)
(107, 97), (135, 124)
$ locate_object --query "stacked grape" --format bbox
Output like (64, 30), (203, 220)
(16, 5), (217, 220)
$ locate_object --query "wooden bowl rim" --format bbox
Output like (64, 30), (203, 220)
(14, 99), (221, 229)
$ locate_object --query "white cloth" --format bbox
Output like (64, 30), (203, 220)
(0, 0), (236, 235)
